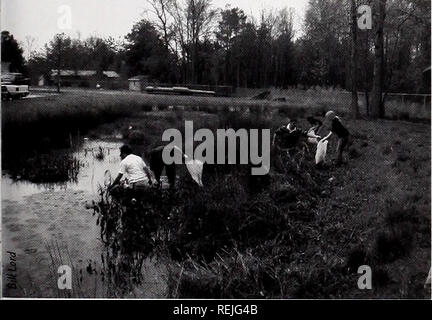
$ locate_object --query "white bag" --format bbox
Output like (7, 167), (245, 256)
(307, 128), (319, 145)
(315, 140), (328, 164)
(185, 159), (204, 187)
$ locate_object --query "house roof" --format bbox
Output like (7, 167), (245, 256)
(50, 69), (121, 78)
(128, 75), (149, 81)
(51, 69), (78, 77)
(77, 70), (97, 77)
(103, 71), (120, 78)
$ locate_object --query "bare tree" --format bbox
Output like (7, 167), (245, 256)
(168, 0), (217, 83)
(146, 0), (174, 51)
(370, 0), (387, 118)
(350, 0), (359, 118)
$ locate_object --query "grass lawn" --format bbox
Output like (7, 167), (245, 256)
(90, 108), (430, 298)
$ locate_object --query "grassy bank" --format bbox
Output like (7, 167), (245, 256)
(3, 90), (430, 298)
(89, 109), (430, 298)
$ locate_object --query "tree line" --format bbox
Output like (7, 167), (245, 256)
(2, 0), (430, 117)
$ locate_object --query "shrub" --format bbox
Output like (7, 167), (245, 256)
(346, 247), (369, 273)
(126, 129), (147, 145)
(384, 203), (420, 227)
(374, 268), (391, 288)
(373, 228), (413, 264)
(348, 147), (361, 159)
(293, 266), (352, 299)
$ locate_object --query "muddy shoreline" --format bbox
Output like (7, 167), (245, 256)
(2, 139), (168, 297)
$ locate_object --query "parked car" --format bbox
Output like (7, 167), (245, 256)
(1, 72), (30, 100)
(1, 83), (30, 100)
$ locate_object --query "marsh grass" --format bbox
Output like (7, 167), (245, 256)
(89, 115), (331, 297)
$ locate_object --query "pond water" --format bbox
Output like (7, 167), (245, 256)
(2, 139), (168, 298)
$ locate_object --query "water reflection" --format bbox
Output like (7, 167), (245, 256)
(2, 140), (123, 201)
(2, 139), (168, 297)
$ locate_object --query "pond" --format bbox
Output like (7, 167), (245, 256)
(2, 139), (168, 298)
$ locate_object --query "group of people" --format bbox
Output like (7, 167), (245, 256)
(108, 110), (351, 192)
(108, 144), (202, 192)
(272, 110), (351, 165)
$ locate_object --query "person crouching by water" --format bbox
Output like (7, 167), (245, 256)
(272, 118), (321, 171)
(320, 111), (351, 165)
(272, 118), (322, 152)
(272, 118), (303, 152)
(108, 144), (154, 194)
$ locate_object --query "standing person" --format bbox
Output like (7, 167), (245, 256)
(149, 145), (177, 188)
(108, 144), (154, 192)
(149, 145), (204, 188)
(320, 111), (351, 164)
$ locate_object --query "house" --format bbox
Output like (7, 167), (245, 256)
(50, 69), (121, 88)
(128, 75), (150, 91)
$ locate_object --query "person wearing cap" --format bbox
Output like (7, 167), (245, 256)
(108, 144), (154, 192)
(320, 111), (351, 164)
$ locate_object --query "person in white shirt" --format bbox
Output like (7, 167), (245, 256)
(108, 144), (154, 191)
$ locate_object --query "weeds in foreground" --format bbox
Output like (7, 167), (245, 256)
(88, 137), (335, 298)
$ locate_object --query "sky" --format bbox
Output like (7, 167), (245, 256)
(1, 0), (308, 57)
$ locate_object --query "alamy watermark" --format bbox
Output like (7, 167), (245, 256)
(357, 5), (372, 30)
(357, 265), (372, 290)
(57, 5), (73, 30)
(58, 265), (72, 290)
(162, 121), (271, 175)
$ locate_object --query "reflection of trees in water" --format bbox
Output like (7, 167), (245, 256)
(6, 150), (81, 183)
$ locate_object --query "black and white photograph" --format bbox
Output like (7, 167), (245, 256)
(1, 0), (431, 301)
